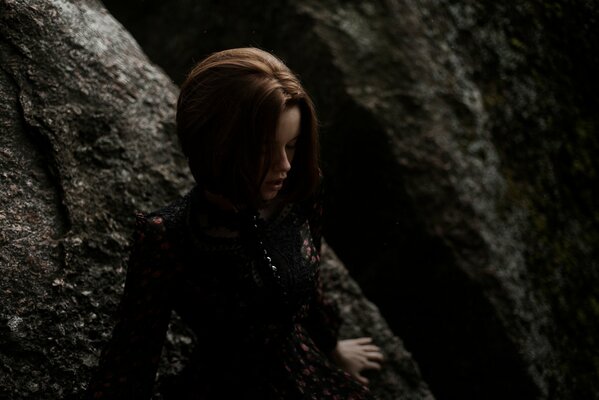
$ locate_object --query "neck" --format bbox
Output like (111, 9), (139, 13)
(258, 197), (284, 220)
(203, 190), (240, 212)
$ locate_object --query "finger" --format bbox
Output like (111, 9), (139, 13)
(356, 374), (369, 386)
(350, 354), (368, 366)
(361, 344), (382, 352)
(352, 337), (373, 344)
(363, 360), (382, 370)
(365, 352), (385, 362)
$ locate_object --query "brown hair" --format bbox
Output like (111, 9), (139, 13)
(176, 47), (320, 209)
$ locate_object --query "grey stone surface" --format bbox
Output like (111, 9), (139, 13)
(0, 1), (191, 398)
(101, 1), (599, 399)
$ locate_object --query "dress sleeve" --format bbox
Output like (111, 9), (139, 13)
(303, 181), (343, 356)
(85, 212), (174, 399)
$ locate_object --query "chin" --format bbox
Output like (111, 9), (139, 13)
(261, 191), (278, 202)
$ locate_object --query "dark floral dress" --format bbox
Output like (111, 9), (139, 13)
(86, 184), (375, 399)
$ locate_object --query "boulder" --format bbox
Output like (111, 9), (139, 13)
(102, 0), (599, 399)
(0, 0), (190, 398)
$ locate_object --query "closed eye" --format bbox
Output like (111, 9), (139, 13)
(286, 138), (299, 150)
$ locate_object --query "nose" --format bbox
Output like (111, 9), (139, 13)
(273, 147), (291, 172)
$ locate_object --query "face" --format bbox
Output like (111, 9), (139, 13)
(259, 105), (301, 201)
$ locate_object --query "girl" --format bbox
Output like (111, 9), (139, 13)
(86, 47), (383, 399)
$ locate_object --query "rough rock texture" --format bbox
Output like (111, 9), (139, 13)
(101, 0), (599, 399)
(0, 1), (191, 398)
(0, 1), (428, 399)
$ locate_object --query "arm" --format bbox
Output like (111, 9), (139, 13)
(305, 266), (343, 356)
(302, 183), (384, 385)
(302, 181), (343, 356)
(85, 212), (174, 399)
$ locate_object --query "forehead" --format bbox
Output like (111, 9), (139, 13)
(275, 105), (301, 142)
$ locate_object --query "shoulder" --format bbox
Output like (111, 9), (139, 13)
(132, 186), (195, 245)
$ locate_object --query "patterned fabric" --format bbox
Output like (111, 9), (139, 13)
(85, 184), (375, 399)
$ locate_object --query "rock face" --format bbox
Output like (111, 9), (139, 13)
(101, 0), (599, 399)
(0, 1), (190, 398)
(0, 1), (431, 399)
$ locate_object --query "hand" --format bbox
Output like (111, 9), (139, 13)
(331, 337), (384, 386)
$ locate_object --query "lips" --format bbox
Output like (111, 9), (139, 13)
(266, 179), (284, 187)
